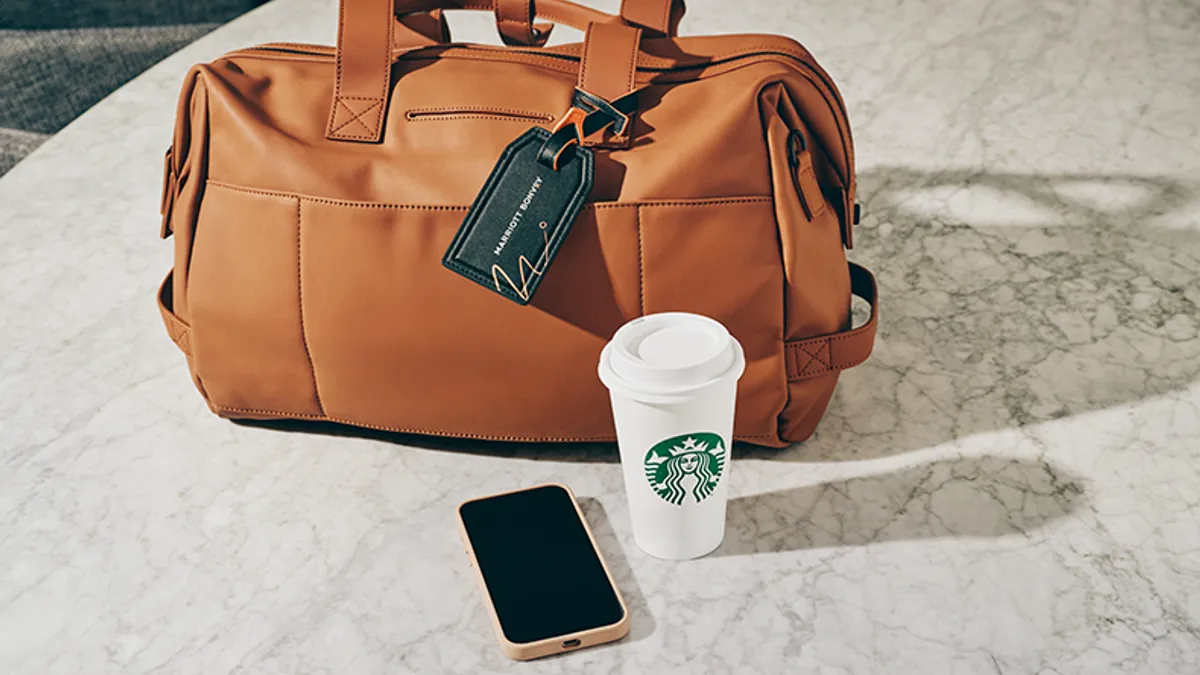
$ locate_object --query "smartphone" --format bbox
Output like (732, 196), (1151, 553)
(457, 484), (629, 660)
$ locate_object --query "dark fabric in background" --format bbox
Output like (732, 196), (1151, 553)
(0, 0), (268, 175)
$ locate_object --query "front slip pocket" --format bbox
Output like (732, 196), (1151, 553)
(186, 181), (786, 443)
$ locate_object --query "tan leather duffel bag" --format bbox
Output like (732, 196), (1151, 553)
(156, 0), (878, 448)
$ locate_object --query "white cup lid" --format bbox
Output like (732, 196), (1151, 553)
(599, 312), (746, 402)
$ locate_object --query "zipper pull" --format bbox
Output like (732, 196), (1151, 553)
(786, 129), (826, 222)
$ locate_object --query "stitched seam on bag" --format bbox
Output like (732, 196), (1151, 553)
(790, 345), (825, 378)
(625, 28), (640, 94)
(331, 105), (379, 139)
(785, 336), (872, 378)
(206, 180), (773, 210)
(791, 348), (817, 377)
(211, 404), (777, 442)
(629, 197), (773, 208)
(794, 354), (823, 377)
(331, 98), (383, 136)
(296, 200), (325, 415)
(788, 355), (868, 381)
(329, 12), (391, 140)
(799, 343), (831, 370)
(579, 25), (593, 88)
(798, 165), (827, 219)
(328, 0), (346, 138)
(498, 18), (539, 46)
(799, 362), (828, 376)
(207, 181), (470, 208)
(790, 340), (872, 368)
(789, 327), (873, 348)
(381, 14), (392, 130)
(526, 0), (542, 43)
(636, 204), (645, 315)
(336, 98), (384, 139)
(164, 316), (191, 357)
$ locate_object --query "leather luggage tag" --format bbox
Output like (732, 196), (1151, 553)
(443, 128), (594, 305)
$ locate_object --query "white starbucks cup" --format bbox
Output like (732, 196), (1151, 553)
(598, 312), (746, 560)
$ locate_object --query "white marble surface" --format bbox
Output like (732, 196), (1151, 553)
(2, 0), (1199, 673)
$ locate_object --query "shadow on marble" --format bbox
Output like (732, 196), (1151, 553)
(238, 419), (622, 462)
(745, 167), (1200, 461)
(716, 455), (1085, 556)
(577, 497), (657, 645)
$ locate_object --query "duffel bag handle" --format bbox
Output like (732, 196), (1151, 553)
(390, 0), (684, 46)
(326, 0), (677, 142)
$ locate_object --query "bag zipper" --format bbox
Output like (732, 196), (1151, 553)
(240, 41), (848, 125)
(229, 41), (853, 187)
(405, 107), (554, 123)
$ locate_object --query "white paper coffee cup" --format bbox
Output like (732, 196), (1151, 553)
(598, 312), (746, 560)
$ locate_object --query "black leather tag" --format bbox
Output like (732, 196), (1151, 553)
(443, 128), (594, 305)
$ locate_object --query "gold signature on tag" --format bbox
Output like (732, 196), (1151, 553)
(492, 221), (557, 301)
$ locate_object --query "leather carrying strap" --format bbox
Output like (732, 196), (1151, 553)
(394, 10), (451, 48)
(784, 262), (878, 382)
(575, 20), (642, 150)
(327, 0), (394, 143)
(578, 21), (641, 102)
(392, 0), (681, 38)
(394, 0), (619, 31)
(490, 0), (680, 42)
(326, 0), (679, 143)
(620, 0), (682, 36)
(494, 0), (553, 46)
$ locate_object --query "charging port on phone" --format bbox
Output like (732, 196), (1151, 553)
(561, 639), (582, 649)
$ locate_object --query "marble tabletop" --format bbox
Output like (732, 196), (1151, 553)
(2, 0), (1199, 673)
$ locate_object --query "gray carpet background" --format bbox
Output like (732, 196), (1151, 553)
(0, 1), (267, 175)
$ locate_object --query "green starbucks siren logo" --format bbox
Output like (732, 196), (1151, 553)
(643, 432), (727, 506)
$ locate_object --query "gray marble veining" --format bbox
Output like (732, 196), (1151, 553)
(1, 0), (1199, 673)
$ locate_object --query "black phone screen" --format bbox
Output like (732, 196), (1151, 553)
(459, 485), (625, 644)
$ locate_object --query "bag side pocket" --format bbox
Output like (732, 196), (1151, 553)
(760, 82), (852, 442)
(162, 65), (214, 329)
